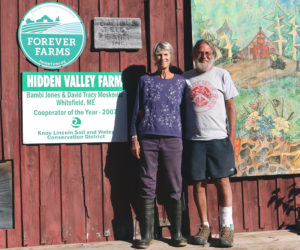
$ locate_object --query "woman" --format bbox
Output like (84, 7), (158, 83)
(131, 41), (187, 248)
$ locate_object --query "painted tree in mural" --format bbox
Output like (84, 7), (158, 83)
(216, 20), (239, 59)
(264, 1), (288, 56)
(283, 15), (300, 59)
(191, 1), (216, 44)
(282, 7), (300, 71)
(197, 15), (215, 41)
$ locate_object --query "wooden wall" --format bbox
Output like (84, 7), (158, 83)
(0, 0), (299, 247)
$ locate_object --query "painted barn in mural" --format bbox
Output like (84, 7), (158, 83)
(192, 0), (300, 176)
(237, 27), (278, 60)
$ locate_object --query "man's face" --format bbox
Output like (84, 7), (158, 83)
(193, 43), (215, 72)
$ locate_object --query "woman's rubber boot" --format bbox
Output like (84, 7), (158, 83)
(134, 199), (155, 249)
(166, 199), (187, 247)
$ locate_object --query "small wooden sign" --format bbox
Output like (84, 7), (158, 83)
(94, 17), (142, 50)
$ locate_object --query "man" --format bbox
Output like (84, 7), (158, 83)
(183, 39), (238, 247)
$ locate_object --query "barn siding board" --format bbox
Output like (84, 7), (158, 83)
(276, 176), (296, 228)
(258, 178), (278, 230)
(295, 176), (300, 224)
(295, 176), (300, 206)
(242, 179), (259, 231)
(149, 0), (178, 72)
(101, 144), (112, 240)
(37, 0), (61, 244)
(78, 0), (104, 242)
(119, 0), (148, 71)
(19, 0), (41, 245)
(1, 0), (22, 247)
(57, 21), (85, 244)
(118, 0), (149, 240)
(61, 144), (86, 243)
(39, 145), (62, 245)
(176, 0), (184, 71)
(81, 144), (103, 242)
(20, 146), (40, 246)
(53, 0), (86, 243)
(99, 0), (120, 242)
(0, 1), (299, 248)
(0, 126), (2, 250)
(0, 0), (9, 246)
(231, 180), (245, 232)
(119, 0), (148, 119)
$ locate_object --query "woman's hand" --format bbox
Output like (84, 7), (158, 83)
(131, 137), (140, 159)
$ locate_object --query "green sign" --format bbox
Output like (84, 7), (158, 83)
(22, 72), (128, 144)
(18, 2), (86, 69)
(22, 72), (124, 91)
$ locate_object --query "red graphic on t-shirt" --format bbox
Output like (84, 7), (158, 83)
(190, 80), (217, 113)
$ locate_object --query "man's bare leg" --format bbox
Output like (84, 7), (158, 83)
(215, 177), (232, 207)
(193, 180), (208, 223)
(192, 180), (211, 245)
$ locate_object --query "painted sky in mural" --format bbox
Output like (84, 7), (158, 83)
(192, 0), (300, 47)
(192, 0), (300, 176)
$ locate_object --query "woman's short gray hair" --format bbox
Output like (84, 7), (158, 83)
(153, 41), (174, 61)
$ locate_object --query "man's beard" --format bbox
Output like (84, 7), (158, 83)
(195, 57), (215, 72)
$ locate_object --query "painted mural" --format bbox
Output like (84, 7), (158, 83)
(191, 0), (300, 176)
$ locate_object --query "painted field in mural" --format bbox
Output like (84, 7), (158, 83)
(192, 0), (300, 176)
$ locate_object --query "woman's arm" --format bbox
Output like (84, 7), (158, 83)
(130, 79), (142, 159)
(131, 136), (140, 159)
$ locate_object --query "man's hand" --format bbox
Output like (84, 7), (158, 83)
(131, 137), (140, 159)
(228, 134), (235, 152)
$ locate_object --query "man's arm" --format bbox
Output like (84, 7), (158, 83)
(225, 98), (237, 150)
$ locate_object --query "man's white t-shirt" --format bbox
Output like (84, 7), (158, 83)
(183, 67), (239, 141)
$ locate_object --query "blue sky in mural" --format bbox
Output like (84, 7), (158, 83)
(192, 0), (300, 48)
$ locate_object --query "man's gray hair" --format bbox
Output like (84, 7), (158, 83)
(192, 39), (217, 58)
(153, 41), (174, 62)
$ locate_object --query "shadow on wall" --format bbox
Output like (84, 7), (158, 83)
(104, 65), (146, 240)
(268, 182), (300, 229)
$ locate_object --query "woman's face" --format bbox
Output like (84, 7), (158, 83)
(154, 49), (172, 70)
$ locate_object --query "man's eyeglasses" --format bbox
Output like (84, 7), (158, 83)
(197, 51), (213, 57)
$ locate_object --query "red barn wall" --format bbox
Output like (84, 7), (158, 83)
(0, 0), (299, 247)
